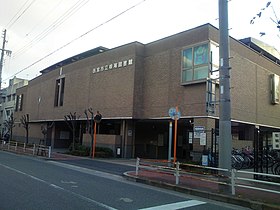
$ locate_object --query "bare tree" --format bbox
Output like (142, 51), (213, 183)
(64, 112), (79, 150)
(20, 114), (30, 144)
(84, 108), (94, 156)
(41, 122), (54, 145)
(4, 112), (15, 141)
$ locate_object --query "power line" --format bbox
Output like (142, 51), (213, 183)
(25, 0), (64, 37)
(4, 0), (147, 82)
(5, 0), (30, 28)
(8, 0), (64, 55)
(6, 0), (37, 30)
(12, 0), (89, 59)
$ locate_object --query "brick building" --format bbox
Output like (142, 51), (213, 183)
(13, 24), (280, 160)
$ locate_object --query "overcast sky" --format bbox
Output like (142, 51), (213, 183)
(0, 0), (279, 87)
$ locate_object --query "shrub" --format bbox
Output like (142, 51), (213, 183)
(67, 144), (113, 158)
(67, 144), (90, 156)
(95, 147), (114, 158)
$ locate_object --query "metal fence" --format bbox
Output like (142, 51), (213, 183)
(135, 158), (280, 196)
(0, 140), (51, 158)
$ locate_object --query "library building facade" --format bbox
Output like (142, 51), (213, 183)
(13, 24), (280, 160)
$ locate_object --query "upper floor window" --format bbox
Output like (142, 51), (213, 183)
(181, 41), (219, 84)
(6, 109), (10, 117)
(54, 77), (65, 107)
(15, 94), (23, 112)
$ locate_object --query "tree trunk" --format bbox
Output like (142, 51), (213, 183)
(72, 127), (75, 150)
(26, 128), (29, 144)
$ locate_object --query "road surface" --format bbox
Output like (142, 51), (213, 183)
(0, 151), (250, 210)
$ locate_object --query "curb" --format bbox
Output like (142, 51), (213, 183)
(123, 172), (280, 210)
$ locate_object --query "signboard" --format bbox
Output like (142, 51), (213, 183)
(202, 155), (208, 166)
(200, 132), (207, 146)
(272, 132), (280, 150)
(188, 132), (193, 144)
(194, 126), (205, 138)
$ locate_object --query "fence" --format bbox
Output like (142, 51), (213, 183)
(0, 140), (51, 158)
(135, 158), (280, 196)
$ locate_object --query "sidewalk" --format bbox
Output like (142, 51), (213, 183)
(124, 169), (280, 210)
(49, 152), (280, 210)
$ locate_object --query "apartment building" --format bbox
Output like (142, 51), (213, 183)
(0, 77), (28, 137)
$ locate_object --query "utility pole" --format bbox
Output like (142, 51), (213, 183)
(0, 29), (11, 91)
(218, 0), (232, 179)
(0, 29), (7, 91)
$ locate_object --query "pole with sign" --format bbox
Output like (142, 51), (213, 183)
(168, 106), (181, 164)
(168, 121), (172, 163)
(92, 111), (102, 158)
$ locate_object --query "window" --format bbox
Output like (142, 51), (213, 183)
(182, 42), (219, 83)
(54, 77), (65, 107)
(210, 42), (219, 79)
(7, 95), (11, 102)
(6, 110), (10, 117)
(15, 94), (23, 111)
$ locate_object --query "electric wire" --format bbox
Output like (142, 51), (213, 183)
(12, 0), (89, 59)
(9, 0), (64, 55)
(25, 0), (64, 37)
(6, 0), (37, 30)
(3, 0), (146, 82)
(5, 0), (30, 28)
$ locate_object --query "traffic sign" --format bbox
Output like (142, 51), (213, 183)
(94, 111), (102, 123)
(168, 107), (181, 120)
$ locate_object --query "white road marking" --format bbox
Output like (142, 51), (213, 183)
(119, 197), (133, 203)
(61, 180), (77, 184)
(0, 163), (117, 210)
(138, 200), (206, 210)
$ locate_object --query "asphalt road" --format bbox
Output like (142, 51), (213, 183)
(0, 151), (250, 210)
(55, 158), (135, 175)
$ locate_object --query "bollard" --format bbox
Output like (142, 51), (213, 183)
(175, 161), (180, 185)
(136, 157), (140, 176)
(48, 146), (51, 158)
(15, 142), (17, 151)
(23, 143), (26, 152)
(231, 169), (236, 195)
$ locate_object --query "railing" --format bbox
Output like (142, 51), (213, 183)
(0, 140), (51, 158)
(135, 158), (280, 196)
